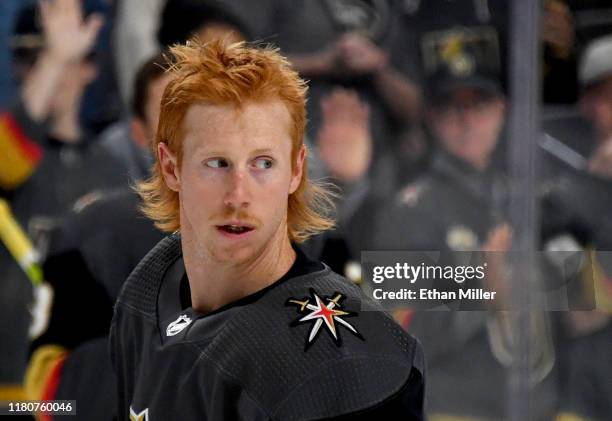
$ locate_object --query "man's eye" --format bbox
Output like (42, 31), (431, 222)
(253, 158), (274, 169)
(205, 159), (228, 168)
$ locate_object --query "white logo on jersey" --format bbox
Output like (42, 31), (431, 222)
(129, 406), (149, 421)
(166, 314), (192, 336)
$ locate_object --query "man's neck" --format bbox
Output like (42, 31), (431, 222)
(466, 156), (490, 172)
(182, 228), (297, 314)
(442, 149), (491, 174)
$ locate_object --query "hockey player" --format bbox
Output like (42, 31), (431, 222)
(109, 39), (425, 420)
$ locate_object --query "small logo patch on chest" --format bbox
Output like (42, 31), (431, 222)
(166, 314), (192, 336)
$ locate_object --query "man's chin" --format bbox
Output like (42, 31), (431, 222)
(210, 242), (260, 266)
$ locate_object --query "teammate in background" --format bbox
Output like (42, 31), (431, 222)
(110, 39), (425, 420)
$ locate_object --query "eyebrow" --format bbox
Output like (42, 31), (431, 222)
(250, 148), (277, 155)
(197, 147), (278, 156)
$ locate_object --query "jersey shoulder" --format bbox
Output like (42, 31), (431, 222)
(198, 268), (425, 420)
(115, 233), (181, 318)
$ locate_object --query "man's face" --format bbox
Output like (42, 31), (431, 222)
(580, 76), (612, 138)
(430, 88), (506, 169)
(160, 100), (304, 265)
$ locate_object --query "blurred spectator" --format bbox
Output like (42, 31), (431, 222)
(367, 25), (508, 252)
(307, 88), (373, 272)
(23, 52), (171, 420)
(98, 52), (173, 183)
(370, 32), (558, 419)
(396, 0), (510, 189)
(4, 1), (121, 132)
(581, 36), (612, 177)
(3, 0), (127, 250)
(541, 35), (612, 420)
(0, 0), (127, 403)
(542, 35), (612, 251)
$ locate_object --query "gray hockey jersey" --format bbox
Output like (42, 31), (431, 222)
(110, 233), (425, 420)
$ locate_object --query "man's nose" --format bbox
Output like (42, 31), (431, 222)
(223, 168), (250, 209)
(458, 105), (483, 126)
(457, 108), (474, 126)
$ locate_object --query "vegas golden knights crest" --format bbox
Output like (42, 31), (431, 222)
(129, 406), (149, 421)
(286, 289), (364, 351)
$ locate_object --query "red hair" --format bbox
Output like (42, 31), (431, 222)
(138, 39), (335, 242)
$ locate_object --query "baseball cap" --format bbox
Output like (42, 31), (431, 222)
(421, 26), (504, 103)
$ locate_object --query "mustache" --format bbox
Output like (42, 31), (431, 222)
(213, 208), (261, 226)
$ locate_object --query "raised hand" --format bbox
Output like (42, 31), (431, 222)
(336, 32), (388, 75)
(481, 223), (513, 307)
(543, 0), (575, 60)
(39, 0), (104, 63)
(317, 89), (372, 183)
(482, 223), (513, 253)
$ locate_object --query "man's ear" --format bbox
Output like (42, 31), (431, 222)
(289, 145), (306, 194)
(158, 142), (180, 192)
